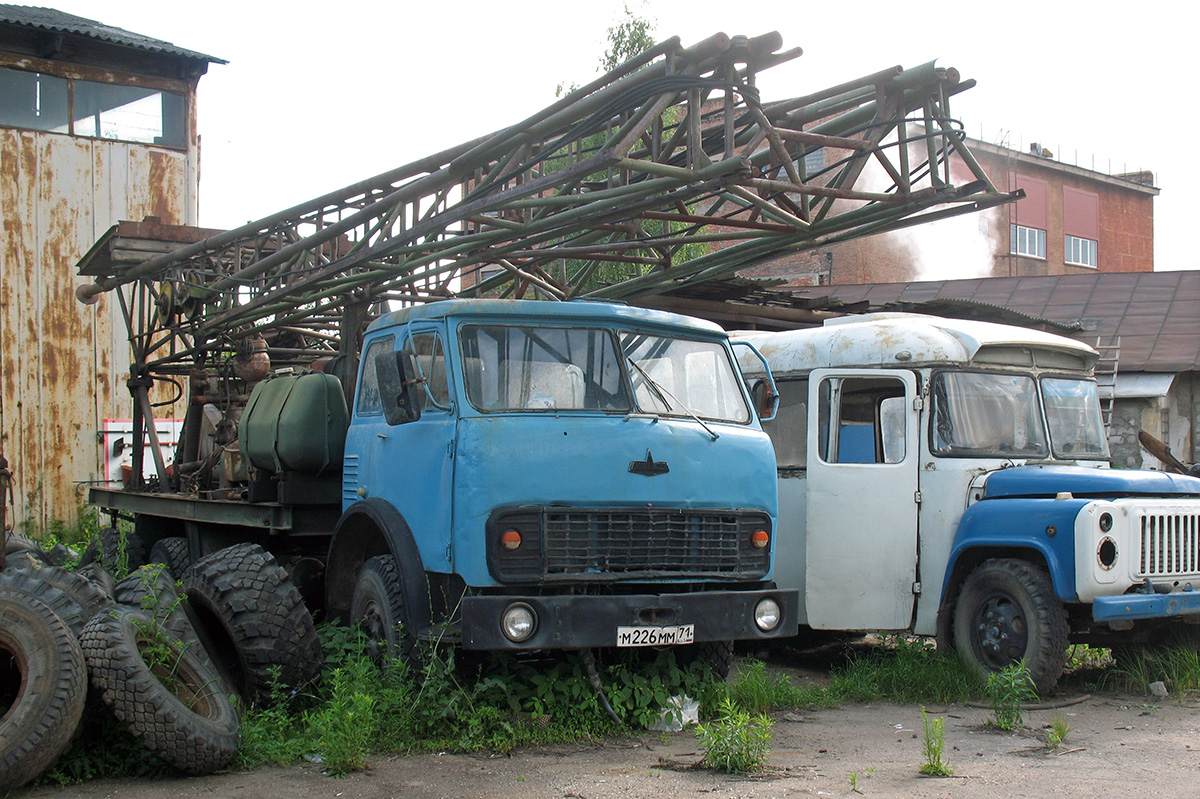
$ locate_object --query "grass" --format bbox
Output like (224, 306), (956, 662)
(829, 636), (981, 705)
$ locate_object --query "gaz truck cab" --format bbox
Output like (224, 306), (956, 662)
(736, 313), (1200, 692)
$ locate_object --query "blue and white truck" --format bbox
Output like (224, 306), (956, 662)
(91, 298), (796, 673)
(735, 313), (1200, 692)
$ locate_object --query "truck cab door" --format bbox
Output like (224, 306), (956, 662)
(356, 327), (457, 572)
(804, 368), (920, 630)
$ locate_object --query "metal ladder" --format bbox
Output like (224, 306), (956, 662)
(1093, 336), (1121, 430)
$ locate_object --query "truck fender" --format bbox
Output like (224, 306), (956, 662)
(326, 498), (430, 632)
(935, 545), (1059, 651)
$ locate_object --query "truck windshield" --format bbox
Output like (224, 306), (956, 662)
(1042, 377), (1110, 459)
(459, 325), (631, 412)
(621, 332), (750, 424)
(931, 371), (1049, 457)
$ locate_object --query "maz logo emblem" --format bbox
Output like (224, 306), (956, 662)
(629, 450), (669, 476)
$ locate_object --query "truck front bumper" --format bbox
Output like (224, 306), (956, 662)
(461, 588), (799, 650)
(1093, 589), (1200, 622)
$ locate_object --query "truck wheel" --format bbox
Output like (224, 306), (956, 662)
(677, 640), (735, 679)
(147, 537), (192, 579)
(952, 559), (1068, 695)
(350, 555), (419, 666)
(182, 543), (323, 702)
(80, 605), (240, 775)
(0, 588), (88, 792)
(78, 526), (146, 578)
(0, 562), (111, 637)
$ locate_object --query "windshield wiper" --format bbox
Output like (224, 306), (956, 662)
(625, 357), (719, 440)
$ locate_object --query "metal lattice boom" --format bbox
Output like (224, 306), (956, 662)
(77, 31), (1016, 374)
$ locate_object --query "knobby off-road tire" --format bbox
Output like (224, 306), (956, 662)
(952, 558), (1069, 695)
(0, 588), (88, 792)
(78, 526), (147, 577)
(350, 554), (420, 667)
(114, 565), (207, 659)
(182, 543), (322, 702)
(148, 537), (192, 579)
(0, 561), (111, 637)
(80, 605), (240, 775)
(678, 640), (735, 680)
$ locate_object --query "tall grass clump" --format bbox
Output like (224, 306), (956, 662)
(830, 637), (979, 705)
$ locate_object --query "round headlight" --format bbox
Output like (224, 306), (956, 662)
(1097, 537), (1118, 570)
(1099, 512), (1113, 533)
(501, 602), (537, 643)
(753, 597), (782, 632)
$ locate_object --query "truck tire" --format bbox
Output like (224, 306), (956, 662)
(78, 526), (146, 578)
(0, 562), (111, 638)
(80, 605), (240, 775)
(952, 558), (1068, 695)
(182, 543), (323, 702)
(0, 588), (88, 792)
(147, 537), (192, 579)
(350, 554), (419, 666)
(678, 640), (735, 680)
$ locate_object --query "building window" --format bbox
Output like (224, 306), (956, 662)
(803, 147), (824, 174)
(1065, 235), (1098, 268)
(0, 66), (186, 148)
(1010, 224), (1046, 259)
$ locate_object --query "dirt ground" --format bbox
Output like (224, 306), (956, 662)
(18, 658), (1200, 799)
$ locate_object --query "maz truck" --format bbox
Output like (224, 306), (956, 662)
(91, 299), (797, 674)
(736, 313), (1200, 693)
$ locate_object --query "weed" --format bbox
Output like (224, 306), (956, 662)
(694, 696), (773, 773)
(831, 637), (979, 705)
(1064, 644), (1114, 671)
(1044, 713), (1072, 749)
(1109, 640), (1200, 696)
(985, 662), (1038, 731)
(918, 707), (953, 776)
(729, 659), (834, 713)
(848, 766), (874, 792)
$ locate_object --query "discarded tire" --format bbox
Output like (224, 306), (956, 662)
(147, 536), (192, 579)
(78, 526), (146, 577)
(80, 605), (240, 775)
(0, 588), (88, 792)
(182, 543), (322, 702)
(350, 554), (419, 665)
(0, 561), (110, 637)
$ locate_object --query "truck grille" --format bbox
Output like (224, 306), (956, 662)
(1138, 511), (1200, 578)
(488, 507), (771, 583)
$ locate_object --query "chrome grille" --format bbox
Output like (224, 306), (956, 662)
(1139, 511), (1200, 578)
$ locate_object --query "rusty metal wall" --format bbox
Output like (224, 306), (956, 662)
(0, 129), (196, 531)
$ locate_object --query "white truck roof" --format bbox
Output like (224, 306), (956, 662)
(734, 312), (1098, 376)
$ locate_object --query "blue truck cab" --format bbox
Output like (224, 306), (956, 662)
(736, 313), (1200, 693)
(325, 299), (796, 661)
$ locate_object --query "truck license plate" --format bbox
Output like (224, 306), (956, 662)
(616, 624), (695, 647)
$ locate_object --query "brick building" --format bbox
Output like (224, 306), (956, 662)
(740, 137), (1159, 287)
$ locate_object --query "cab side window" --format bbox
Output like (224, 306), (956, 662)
(410, 331), (451, 410)
(817, 377), (906, 465)
(356, 337), (394, 415)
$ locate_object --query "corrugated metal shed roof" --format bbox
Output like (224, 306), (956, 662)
(785, 271), (1200, 373)
(0, 4), (225, 63)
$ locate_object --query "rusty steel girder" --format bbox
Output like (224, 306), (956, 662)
(76, 31), (1015, 376)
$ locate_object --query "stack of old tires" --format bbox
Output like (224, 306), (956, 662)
(1, 533), (322, 793)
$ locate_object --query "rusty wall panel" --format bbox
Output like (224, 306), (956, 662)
(1, 130), (41, 527)
(38, 135), (99, 523)
(0, 130), (194, 531)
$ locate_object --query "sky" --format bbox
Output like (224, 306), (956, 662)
(45, 0), (1197, 273)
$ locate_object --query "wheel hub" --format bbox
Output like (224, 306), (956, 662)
(973, 594), (1027, 668)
